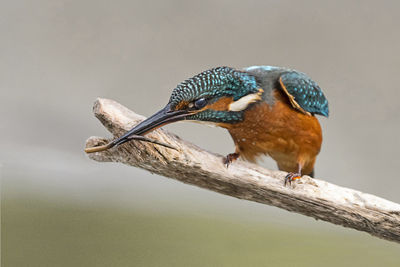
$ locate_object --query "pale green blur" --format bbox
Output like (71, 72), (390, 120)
(3, 199), (400, 267)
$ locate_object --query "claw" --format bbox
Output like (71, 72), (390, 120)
(223, 153), (239, 168)
(284, 173), (302, 186)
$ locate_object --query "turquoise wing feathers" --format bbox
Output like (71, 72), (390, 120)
(279, 71), (329, 117)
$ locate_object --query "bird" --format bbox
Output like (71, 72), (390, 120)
(85, 66), (329, 185)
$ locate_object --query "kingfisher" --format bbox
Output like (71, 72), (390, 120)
(85, 66), (329, 185)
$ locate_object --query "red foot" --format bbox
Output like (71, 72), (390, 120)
(284, 173), (302, 186)
(223, 153), (239, 168)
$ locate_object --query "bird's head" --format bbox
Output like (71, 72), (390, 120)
(110, 67), (264, 147)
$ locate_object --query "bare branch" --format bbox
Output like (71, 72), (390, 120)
(85, 98), (400, 243)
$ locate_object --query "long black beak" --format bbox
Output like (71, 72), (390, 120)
(85, 104), (190, 153)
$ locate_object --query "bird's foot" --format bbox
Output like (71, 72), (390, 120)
(223, 153), (239, 168)
(284, 173), (302, 186)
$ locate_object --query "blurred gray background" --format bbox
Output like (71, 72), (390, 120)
(1, 0), (400, 266)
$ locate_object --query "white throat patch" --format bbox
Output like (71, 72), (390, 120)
(228, 89), (264, 112)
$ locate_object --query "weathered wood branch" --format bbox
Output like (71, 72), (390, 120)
(85, 98), (400, 243)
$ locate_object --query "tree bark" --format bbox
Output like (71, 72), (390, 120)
(85, 98), (400, 243)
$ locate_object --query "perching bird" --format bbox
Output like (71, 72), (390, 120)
(85, 66), (329, 185)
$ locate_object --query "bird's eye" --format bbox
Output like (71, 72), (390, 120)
(194, 98), (207, 109)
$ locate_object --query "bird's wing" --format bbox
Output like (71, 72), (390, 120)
(278, 71), (329, 117)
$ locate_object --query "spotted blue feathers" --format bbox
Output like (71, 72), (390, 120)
(188, 109), (243, 124)
(169, 67), (259, 108)
(168, 66), (329, 124)
(279, 71), (329, 117)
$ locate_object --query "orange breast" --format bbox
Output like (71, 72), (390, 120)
(219, 90), (323, 175)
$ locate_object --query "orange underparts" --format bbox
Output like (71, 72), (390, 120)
(219, 90), (322, 176)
